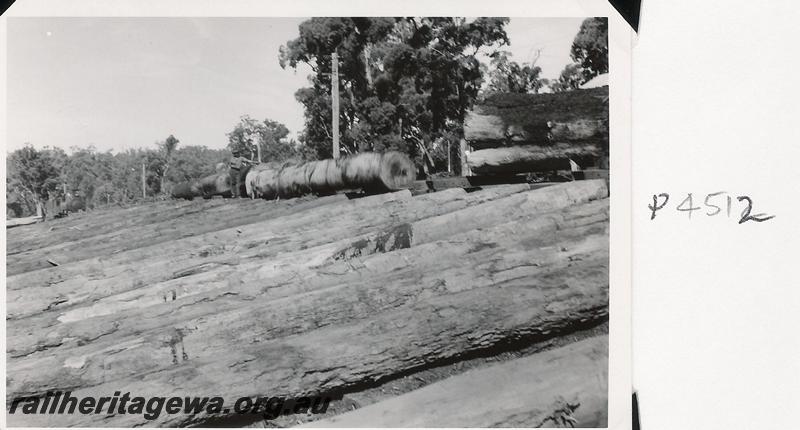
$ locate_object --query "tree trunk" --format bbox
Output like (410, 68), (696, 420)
(466, 142), (603, 174)
(160, 164), (169, 195)
(304, 335), (608, 427)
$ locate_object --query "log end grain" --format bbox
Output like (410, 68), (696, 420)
(377, 151), (416, 191)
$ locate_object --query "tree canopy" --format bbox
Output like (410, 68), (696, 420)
(280, 17), (510, 166)
(570, 17), (608, 82)
(550, 63), (585, 92)
(484, 51), (547, 95)
(7, 145), (65, 214)
(226, 116), (309, 163)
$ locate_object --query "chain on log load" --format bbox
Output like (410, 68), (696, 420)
(464, 86), (609, 174)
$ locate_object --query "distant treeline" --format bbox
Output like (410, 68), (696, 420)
(6, 140), (227, 217)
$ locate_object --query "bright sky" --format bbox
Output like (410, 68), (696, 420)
(6, 17), (583, 153)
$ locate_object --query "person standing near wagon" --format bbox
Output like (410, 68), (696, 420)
(229, 149), (253, 198)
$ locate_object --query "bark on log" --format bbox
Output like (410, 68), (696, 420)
(7, 184), (539, 320)
(304, 335), (608, 427)
(8, 221), (608, 427)
(247, 151), (415, 199)
(466, 142), (603, 175)
(464, 87), (609, 148)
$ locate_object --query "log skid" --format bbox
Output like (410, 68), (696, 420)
(6, 179), (610, 427)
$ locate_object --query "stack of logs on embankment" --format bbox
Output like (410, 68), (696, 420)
(464, 86), (609, 175)
(6, 179), (610, 427)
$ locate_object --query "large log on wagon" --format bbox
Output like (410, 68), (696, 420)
(171, 164), (251, 200)
(170, 180), (202, 200)
(197, 172), (231, 198)
(249, 151), (415, 199)
(467, 142), (604, 174)
(305, 335), (608, 427)
(463, 87), (608, 173)
(464, 87), (609, 148)
(7, 199), (608, 427)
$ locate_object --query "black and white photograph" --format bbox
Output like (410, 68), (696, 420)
(3, 3), (631, 428)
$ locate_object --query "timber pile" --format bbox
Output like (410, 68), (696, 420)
(6, 180), (610, 427)
(464, 86), (609, 174)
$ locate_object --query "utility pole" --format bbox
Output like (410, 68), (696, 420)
(331, 52), (340, 159)
(255, 133), (262, 163)
(447, 140), (452, 174)
(142, 161), (146, 199)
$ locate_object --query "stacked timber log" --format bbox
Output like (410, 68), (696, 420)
(5, 194), (344, 275)
(305, 335), (608, 427)
(6, 180), (609, 427)
(464, 86), (609, 174)
(246, 151), (415, 199)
